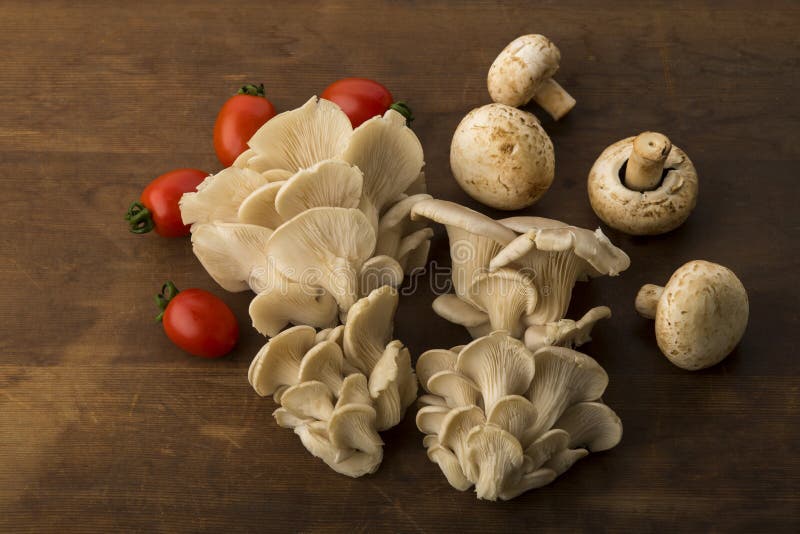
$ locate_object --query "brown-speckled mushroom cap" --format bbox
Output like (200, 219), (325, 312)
(637, 260), (749, 371)
(588, 136), (698, 235)
(450, 104), (554, 211)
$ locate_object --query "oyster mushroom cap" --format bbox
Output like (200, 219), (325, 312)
(328, 403), (383, 455)
(190, 222), (273, 292)
(431, 294), (491, 339)
(358, 255), (404, 298)
(636, 260), (749, 370)
(376, 194), (433, 255)
(341, 109), (425, 231)
(486, 395), (538, 445)
(456, 331), (535, 413)
(439, 405), (486, 477)
(273, 407), (313, 429)
(427, 371), (481, 409)
(247, 96), (353, 175)
(416, 348), (458, 392)
(336, 373), (372, 408)
(449, 103), (555, 210)
(248, 278), (338, 337)
(265, 207), (376, 313)
(524, 428), (570, 468)
(426, 437), (473, 491)
(555, 401), (623, 452)
(368, 341), (418, 431)
(233, 149), (293, 181)
(280, 380), (335, 421)
(489, 224), (630, 324)
(416, 405), (450, 435)
(180, 166), (264, 226)
(588, 134), (698, 235)
(411, 199), (516, 306)
(468, 269), (538, 338)
(497, 467), (557, 501)
(237, 181), (286, 228)
(297, 340), (345, 396)
(248, 325), (317, 397)
(294, 421), (382, 478)
(525, 346), (608, 440)
(544, 448), (589, 477)
(524, 306), (611, 352)
(274, 159), (364, 221)
(342, 285), (398, 374)
(487, 34), (575, 120)
(466, 424), (525, 501)
(499, 216), (570, 232)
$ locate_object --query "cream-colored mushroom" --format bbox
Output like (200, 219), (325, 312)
(342, 285), (398, 374)
(248, 325), (317, 397)
(180, 166), (266, 226)
(487, 34), (576, 120)
(248, 279), (338, 337)
(297, 340), (345, 396)
(294, 420), (382, 478)
(523, 306), (611, 352)
(554, 401), (623, 452)
(450, 104), (555, 210)
(588, 132), (698, 235)
(635, 260), (748, 370)
(280, 380), (335, 421)
(376, 193), (434, 273)
(368, 340), (418, 431)
(265, 207), (376, 313)
(468, 269), (538, 338)
(237, 181), (285, 228)
(274, 159), (363, 221)
(358, 255), (404, 297)
(466, 424), (525, 501)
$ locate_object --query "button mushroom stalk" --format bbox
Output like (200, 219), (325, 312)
(635, 260), (749, 371)
(624, 132), (672, 191)
(488, 34), (576, 121)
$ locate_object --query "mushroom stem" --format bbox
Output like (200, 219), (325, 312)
(624, 132), (671, 191)
(532, 79), (576, 121)
(635, 284), (664, 319)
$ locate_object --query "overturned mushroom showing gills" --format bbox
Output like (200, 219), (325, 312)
(487, 34), (576, 120)
(416, 331), (622, 500)
(588, 132), (698, 235)
(450, 104), (555, 210)
(636, 260), (749, 371)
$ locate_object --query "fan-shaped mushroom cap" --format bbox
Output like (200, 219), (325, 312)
(468, 269), (538, 338)
(328, 403), (383, 455)
(416, 405), (450, 435)
(273, 407), (313, 429)
(456, 331), (535, 413)
(248, 277), (338, 337)
(412, 199), (516, 307)
(431, 294), (491, 339)
(343, 285), (397, 374)
(416, 348), (458, 392)
(297, 340), (345, 396)
(180, 167), (264, 226)
(524, 306), (611, 352)
(341, 109), (424, 230)
(544, 448), (588, 477)
(376, 193), (433, 273)
(555, 401), (623, 452)
(486, 395), (538, 445)
(499, 216), (570, 232)
(427, 371), (481, 409)
(498, 467), (557, 501)
(237, 181), (285, 228)
(265, 207), (376, 313)
(190, 222), (273, 292)
(636, 260), (749, 370)
(426, 437), (473, 491)
(489, 224), (629, 323)
(466, 425), (525, 501)
(274, 159), (364, 221)
(588, 135), (698, 235)
(439, 405), (486, 477)
(294, 421), (382, 478)
(450, 104), (555, 210)
(233, 150), (294, 180)
(336, 373), (372, 408)
(525, 346), (608, 440)
(248, 325), (317, 396)
(280, 380), (335, 421)
(368, 341), (418, 431)
(247, 96), (352, 175)
(524, 428), (570, 468)
(358, 255), (404, 297)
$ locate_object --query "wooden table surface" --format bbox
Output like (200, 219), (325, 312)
(1, 1), (798, 532)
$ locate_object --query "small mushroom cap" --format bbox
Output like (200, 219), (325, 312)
(280, 380), (335, 421)
(368, 341), (418, 431)
(248, 325), (317, 397)
(416, 405), (450, 435)
(180, 167), (263, 226)
(588, 136), (698, 235)
(466, 424), (525, 501)
(427, 370), (481, 409)
(426, 437), (473, 491)
(274, 159), (364, 221)
(554, 401), (623, 452)
(358, 255), (403, 297)
(468, 269), (538, 338)
(487, 34), (561, 108)
(450, 103), (555, 210)
(646, 260), (749, 370)
(328, 403), (383, 455)
(343, 285), (398, 374)
(248, 280), (338, 337)
(298, 340), (345, 396)
(523, 306), (611, 352)
(237, 181), (285, 229)
(416, 348), (458, 392)
(294, 421), (382, 478)
(190, 222), (273, 292)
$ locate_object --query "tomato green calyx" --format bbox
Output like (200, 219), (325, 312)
(237, 83), (266, 97)
(126, 201), (155, 234)
(155, 281), (180, 322)
(390, 101), (414, 124)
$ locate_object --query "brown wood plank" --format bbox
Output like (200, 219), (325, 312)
(1, 0), (798, 531)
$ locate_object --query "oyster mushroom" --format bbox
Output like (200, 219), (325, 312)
(523, 306), (611, 352)
(376, 193), (434, 273)
(466, 425), (525, 501)
(450, 103), (555, 210)
(343, 285), (398, 374)
(180, 166), (265, 226)
(237, 181), (285, 229)
(368, 340), (418, 430)
(294, 421), (382, 478)
(248, 278), (338, 337)
(635, 260), (749, 370)
(588, 132), (699, 235)
(265, 207), (376, 313)
(554, 401), (623, 452)
(274, 159), (363, 221)
(487, 34), (576, 120)
(248, 325), (317, 396)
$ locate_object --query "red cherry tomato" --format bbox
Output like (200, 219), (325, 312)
(321, 77), (413, 128)
(156, 281), (239, 358)
(214, 83), (276, 166)
(125, 168), (207, 238)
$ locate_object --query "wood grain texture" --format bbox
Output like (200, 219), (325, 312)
(1, 0), (798, 532)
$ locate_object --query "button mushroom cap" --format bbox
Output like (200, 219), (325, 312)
(450, 103), (555, 210)
(487, 34), (576, 120)
(635, 260), (749, 370)
(588, 133), (698, 235)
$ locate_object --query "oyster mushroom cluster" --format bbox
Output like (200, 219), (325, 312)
(180, 96), (432, 331)
(249, 286), (417, 477)
(410, 199), (630, 352)
(416, 331), (622, 500)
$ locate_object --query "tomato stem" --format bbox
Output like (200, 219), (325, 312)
(125, 201), (155, 234)
(155, 281), (180, 322)
(237, 83), (266, 97)
(390, 101), (414, 124)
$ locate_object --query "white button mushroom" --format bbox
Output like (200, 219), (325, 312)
(588, 132), (699, 235)
(635, 260), (749, 370)
(487, 34), (576, 120)
(449, 103), (555, 210)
